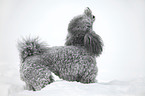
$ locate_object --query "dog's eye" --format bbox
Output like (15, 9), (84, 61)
(92, 15), (95, 19)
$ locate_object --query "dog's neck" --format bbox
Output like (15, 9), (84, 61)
(65, 32), (85, 46)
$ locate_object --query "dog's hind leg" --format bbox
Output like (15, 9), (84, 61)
(24, 74), (54, 91)
(22, 66), (54, 91)
(32, 70), (54, 91)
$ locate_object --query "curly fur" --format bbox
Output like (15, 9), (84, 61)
(18, 7), (103, 91)
(42, 46), (98, 83)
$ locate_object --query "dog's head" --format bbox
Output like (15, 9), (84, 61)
(68, 7), (95, 34)
(65, 7), (103, 56)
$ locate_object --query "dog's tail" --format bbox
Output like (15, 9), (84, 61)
(17, 37), (48, 62)
(84, 31), (103, 56)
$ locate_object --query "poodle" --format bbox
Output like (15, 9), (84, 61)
(18, 7), (103, 91)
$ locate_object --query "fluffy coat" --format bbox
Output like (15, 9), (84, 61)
(18, 7), (103, 91)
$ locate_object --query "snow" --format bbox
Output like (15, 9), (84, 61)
(0, 63), (145, 96)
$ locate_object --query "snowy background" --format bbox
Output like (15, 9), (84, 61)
(0, 0), (145, 96)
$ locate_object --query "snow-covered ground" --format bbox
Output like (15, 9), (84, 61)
(11, 80), (145, 96)
(0, 62), (145, 96)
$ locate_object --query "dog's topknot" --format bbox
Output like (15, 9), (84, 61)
(65, 7), (103, 56)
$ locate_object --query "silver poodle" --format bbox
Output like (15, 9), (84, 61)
(18, 7), (103, 91)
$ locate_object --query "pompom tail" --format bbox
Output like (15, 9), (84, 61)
(17, 37), (48, 62)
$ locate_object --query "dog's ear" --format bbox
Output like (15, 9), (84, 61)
(84, 31), (103, 56)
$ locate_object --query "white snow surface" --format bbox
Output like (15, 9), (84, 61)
(0, 62), (145, 96)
